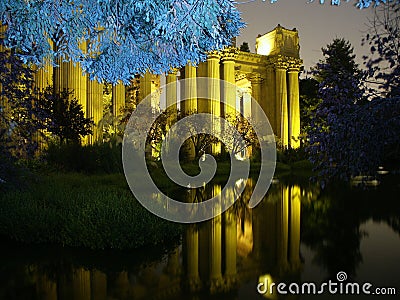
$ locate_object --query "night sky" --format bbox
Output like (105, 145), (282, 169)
(235, 0), (375, 74)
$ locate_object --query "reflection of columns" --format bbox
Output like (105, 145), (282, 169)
(112, 82), (125, 117)
(166, 69), (178, 126)
(250, 74), (263, 124)
(87, 79), (104, 143)
(275, 62), (288, 148)
(225, 206), (237, 281)
(288, 67), (301, 148)
(72, 268), (91, 300)
(114, 271), (130, 299)
(289, 185), (301, 269)
(91, 270), (107, 300)
(277, 186), (289, 272)
(222, 48), (237, 119)
(166, 247), (180, 277)
(36, 273), (57, 300)
(207, 52), (221, 154)
(210, 185), (222, 292)
(183, 63), (197, 113)
(186, 225), (201, 290)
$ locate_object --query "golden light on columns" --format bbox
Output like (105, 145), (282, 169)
(87, 78), (104, 143)
(166, 68), (178, 128)
(288, 61), (302, 149)
(222, 47), (238, 119)
(139, 71), (152, 102)
(183, 63), (197, 113)
(112, 82), (126, 118)
(265, 63), (277, 131)
(249, 73), (263, 125)
(207, 51), (221, 155)
(274, 58), (289, 148)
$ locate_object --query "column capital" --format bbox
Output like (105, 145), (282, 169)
(248, 73), (263, 84)
(269, 55), (290, 70)
(207, 50), (221, 60)
(287, 57), (303, 72)
(221, 47), (238, 62)
(167, 68), (179, 75)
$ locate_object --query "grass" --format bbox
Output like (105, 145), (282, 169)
(0, 172), (182, 250)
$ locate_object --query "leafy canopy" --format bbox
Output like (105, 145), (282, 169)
(1, 0), (244, 84)
(1, 0), (399, 84)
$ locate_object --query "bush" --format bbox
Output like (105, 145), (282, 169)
(44, 141), (123, 173)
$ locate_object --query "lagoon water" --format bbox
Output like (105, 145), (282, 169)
(1, 176), (399, 299)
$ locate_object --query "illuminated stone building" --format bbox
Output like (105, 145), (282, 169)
(32, 24), (302, 149)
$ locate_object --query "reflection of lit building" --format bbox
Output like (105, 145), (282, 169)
(3, 24), (302, 149)
(22, 182), (302, 300)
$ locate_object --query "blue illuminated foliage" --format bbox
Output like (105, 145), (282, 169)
(308, 37), (400, 184)
(1, 0), (244, 83)
(2, 1), (399, 83)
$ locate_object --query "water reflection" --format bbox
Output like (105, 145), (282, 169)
(1, 178), (400, 300)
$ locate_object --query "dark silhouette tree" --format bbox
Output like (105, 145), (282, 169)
(0, 36), (42, 159)
(37, 87), (93, 145)
(239, 42), (251, 52)
(307, 39), (366, 183)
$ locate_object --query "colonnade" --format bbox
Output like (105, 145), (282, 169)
(2, 24), (302, 149)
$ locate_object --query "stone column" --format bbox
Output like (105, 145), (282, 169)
(197, 61), (208, 113)
(207, 52), (221, 155)
(289, 185), (301, 269)
(183, 63), (197, 114)
(166, 69), (178, 126)
(249, 74), (263, 125)
(265, 63), (276, 132)
(112, 82), (125, 117)
(87, 78), (104, 143)
(222, 48), (237, 119)
(275, 61), (289, 148)
(288, 66), (301, 148)
(139, 71), (152, 102)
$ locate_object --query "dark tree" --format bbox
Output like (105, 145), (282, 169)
(37, 87), (93, 145)
(239, 42), (250, 52)
(307, 39), (367, 183)
(299, 77), (321, 135)
(363, 2), (400, 98)
(0, 36), (42, 159)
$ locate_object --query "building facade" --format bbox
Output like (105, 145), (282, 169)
(32, 24), (302, 149)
